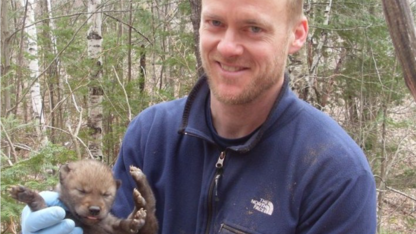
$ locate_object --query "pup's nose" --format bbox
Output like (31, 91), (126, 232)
(89, 206), (101, 216)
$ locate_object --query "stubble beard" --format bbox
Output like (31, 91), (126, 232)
(202, 53), (287, 106)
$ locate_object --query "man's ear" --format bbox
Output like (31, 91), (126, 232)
(288, 16), (308, 54)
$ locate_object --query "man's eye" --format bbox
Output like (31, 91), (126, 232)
(250, 26), (262, 33)
(211, 20), (222, 27)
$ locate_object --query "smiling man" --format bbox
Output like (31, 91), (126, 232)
(117, 0), (376, 233)
(199, 0), (307, 139)
(19, 0), (376, 233)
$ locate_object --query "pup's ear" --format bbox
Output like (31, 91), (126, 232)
(115, 179), (122, 189)
(59, 163), (72, 183)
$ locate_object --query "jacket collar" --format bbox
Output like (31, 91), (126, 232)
(178, 73), (301, 153)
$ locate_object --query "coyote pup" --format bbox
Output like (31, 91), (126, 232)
(10, 160), (158, 234)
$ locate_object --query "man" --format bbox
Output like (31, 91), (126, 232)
(19, 0), (377, 233)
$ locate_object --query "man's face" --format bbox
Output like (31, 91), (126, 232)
(199, 0), (295, 105)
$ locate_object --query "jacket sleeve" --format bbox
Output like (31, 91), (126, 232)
(297, 170), (377, 234)
(111, 116), (146, 218)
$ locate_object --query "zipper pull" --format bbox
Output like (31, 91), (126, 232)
(216, 151), (226, 169)
(214, 151), (226, 201)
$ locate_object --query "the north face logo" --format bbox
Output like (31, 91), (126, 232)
(251, 198), (274, 215)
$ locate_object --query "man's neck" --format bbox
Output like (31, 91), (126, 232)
(210, 81), (283, 139)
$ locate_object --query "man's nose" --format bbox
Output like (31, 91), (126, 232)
(217, 30), (243, 57)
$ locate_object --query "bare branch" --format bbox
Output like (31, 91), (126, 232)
(112, 66), (132, 121)
(0, 120), (18, 163)
(386, 186), (416, 202)
(103, 13), (152, 45)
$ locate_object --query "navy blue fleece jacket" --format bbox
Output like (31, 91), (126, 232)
(112, 75), (377, 234)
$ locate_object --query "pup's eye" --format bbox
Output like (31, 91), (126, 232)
(76, 188), (87, 194)
(102, 193), (111, 198)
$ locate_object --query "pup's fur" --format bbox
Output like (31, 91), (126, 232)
(10, 160), (158, 234)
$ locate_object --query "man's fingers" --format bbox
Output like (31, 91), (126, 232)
(35, 219), (80, 234)
(23, 206), (66, 232)
(39, 191), (67, 208)
(68, 227), (83, 234)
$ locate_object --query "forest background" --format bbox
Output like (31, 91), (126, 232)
(1, 0), (415, 233)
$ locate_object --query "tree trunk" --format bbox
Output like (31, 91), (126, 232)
(189, 0), (203, 78)
(382, 0), (416, 101)
(1, 0), (11, 116)
(377, 104), (388, 233)
(306, 0), (332, 103)
(21, 0), (48, 146)
(87, 0), (104, 160)
(127, 0), (132, 83)
(40, 0), (60, 143)
(139, 44), (146, 92)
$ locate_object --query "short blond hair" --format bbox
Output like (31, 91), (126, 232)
(287, 0), (305, 24)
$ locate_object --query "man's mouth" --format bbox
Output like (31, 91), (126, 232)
(219, 63), (246, 72)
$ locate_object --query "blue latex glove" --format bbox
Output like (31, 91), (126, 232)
(21, 191), (83, 234)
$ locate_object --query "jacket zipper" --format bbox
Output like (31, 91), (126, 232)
(204, 151), (226, 234)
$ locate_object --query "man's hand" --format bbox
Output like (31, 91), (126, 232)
(21, 191), (83, 234)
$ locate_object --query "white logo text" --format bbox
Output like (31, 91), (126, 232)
(251, 198), (274, 215)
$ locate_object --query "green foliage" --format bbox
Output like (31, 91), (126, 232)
(308, 0), (409, 161)
(378, 229), (403, 234)
(388, 168), (416, 189)
(405, 217), (416, 227)
(1, 144), (77, 224)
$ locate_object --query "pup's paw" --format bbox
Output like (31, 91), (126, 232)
(130, 166), (146, 182)
(133, 188), (146, 209)
(129, 208), (147, 233)
(9, 185), (35, 204)
(9, 185), (47, 211)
